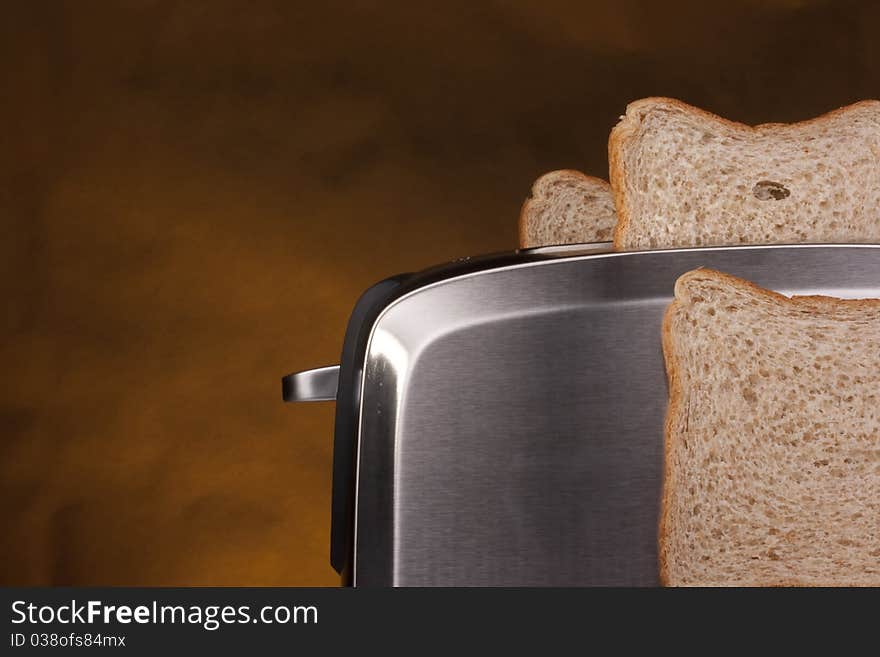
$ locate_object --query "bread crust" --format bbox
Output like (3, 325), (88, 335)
(518, 169), (613, 248)
(609, 97), (880, 252)
(660, 267), (880, 586)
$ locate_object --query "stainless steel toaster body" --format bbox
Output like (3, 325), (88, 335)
(284, 244), (880, 586)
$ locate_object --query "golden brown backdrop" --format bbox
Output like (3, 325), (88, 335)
(2, 0), (878, 585)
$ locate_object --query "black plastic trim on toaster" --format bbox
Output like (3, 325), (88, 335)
(331, 274), (410, 580)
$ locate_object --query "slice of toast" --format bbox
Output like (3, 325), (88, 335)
(609, 98), (880, 251)
(660, 268), (880, 586)
(518, 170), (617, 248)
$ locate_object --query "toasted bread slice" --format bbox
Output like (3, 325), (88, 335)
(518, 170), (617, 248)
(609, 98), (880, 251)
(660, 268), (880, 586)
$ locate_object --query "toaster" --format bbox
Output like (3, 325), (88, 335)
(282, 243), (880, 586)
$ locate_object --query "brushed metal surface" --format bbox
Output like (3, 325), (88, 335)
(353, 245), (880, 586)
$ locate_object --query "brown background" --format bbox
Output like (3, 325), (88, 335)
(2, 0), (878, 586)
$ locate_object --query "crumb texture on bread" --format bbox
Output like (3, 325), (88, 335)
(519, 170), (617, 248)
(661, 268), (880, 586)
(610, 98), (880, 251)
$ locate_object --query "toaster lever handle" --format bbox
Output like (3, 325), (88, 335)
(282, 365), (340, 402)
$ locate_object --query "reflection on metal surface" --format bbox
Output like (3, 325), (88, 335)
(352, 245), (880, 586)
(518, 242), (614, 256)
(369, 329), (410, 402)
(282, 365), (340, 402)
